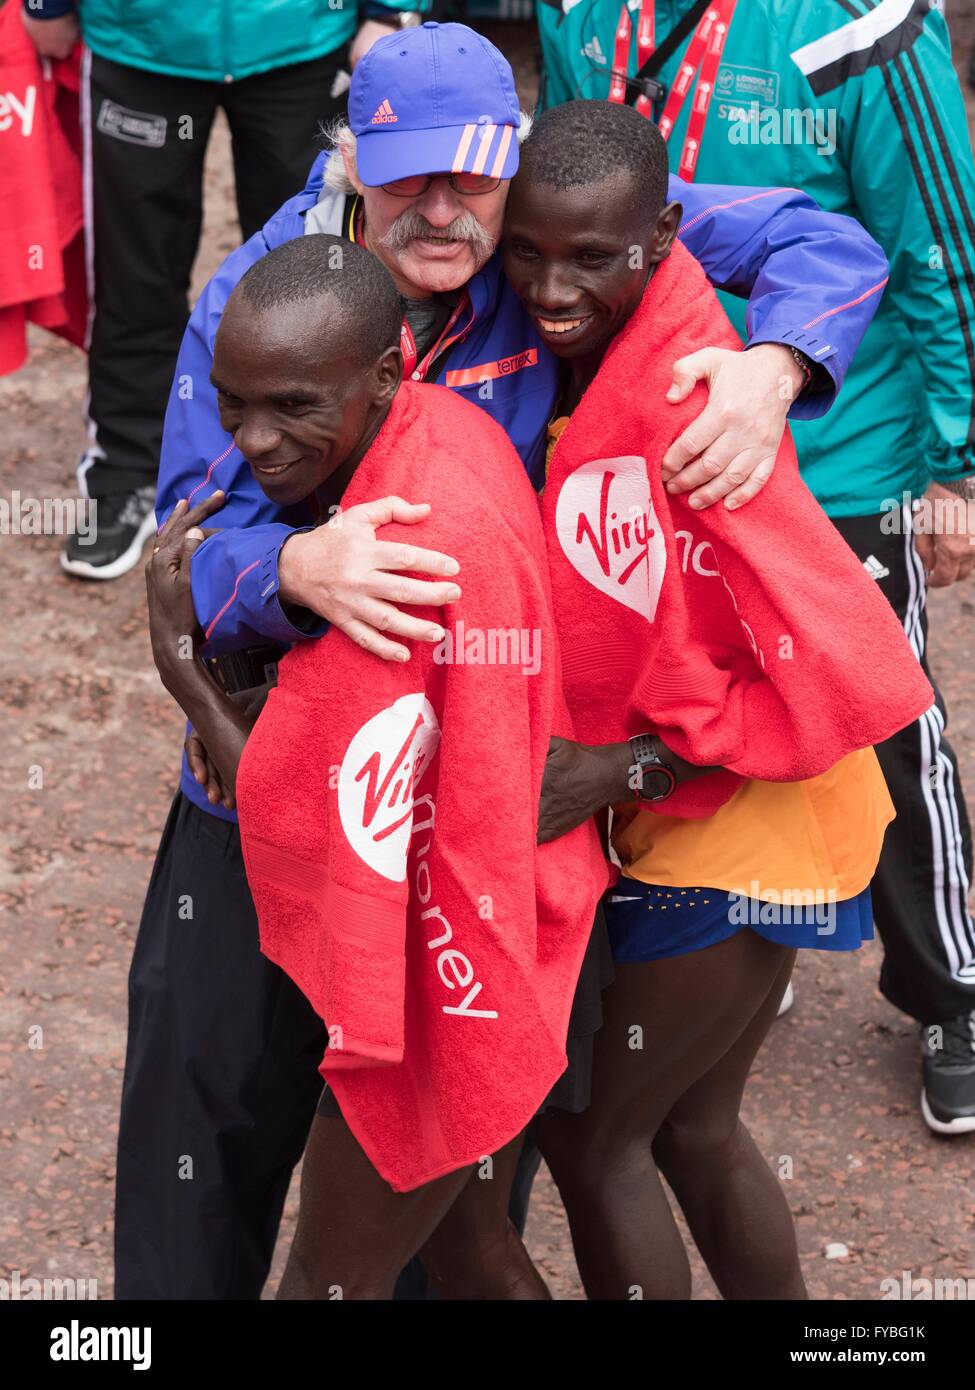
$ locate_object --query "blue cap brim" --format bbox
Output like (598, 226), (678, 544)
(355, 122), (520, 188)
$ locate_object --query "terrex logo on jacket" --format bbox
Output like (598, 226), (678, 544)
(338, 694), (440, 881)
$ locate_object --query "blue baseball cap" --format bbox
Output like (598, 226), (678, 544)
(349, 22), (521, 188)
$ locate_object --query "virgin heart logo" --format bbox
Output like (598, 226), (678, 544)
(338, 693), (441, 881)
(554, 455), (667, 621)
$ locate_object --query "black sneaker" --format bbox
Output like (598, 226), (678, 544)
(921, 1010), (975, 1135)
(60, 486), (156, 581)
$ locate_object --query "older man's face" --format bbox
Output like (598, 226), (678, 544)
(359, 176), (508, 296)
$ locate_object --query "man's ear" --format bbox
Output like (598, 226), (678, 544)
(649, 200), (683, 264)
(341, 141), (366, 196)
(373, 343), (403, 407)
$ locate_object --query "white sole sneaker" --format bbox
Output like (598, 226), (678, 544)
(59, 507), (157, 582)
(920, 1087), (975, 1136)
(776, 980), (795, 1018)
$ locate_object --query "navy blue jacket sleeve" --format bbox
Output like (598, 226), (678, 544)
(675, 179), (889, 420)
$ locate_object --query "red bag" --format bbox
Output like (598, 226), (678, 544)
(0, 4), (86, 376)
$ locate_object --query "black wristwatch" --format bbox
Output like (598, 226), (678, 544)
(629, 733), (677, 802)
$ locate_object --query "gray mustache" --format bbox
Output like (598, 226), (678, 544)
(378, 209), (497, 261)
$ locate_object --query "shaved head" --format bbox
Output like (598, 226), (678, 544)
(227, 232), (403, 365)
(518, 100), (669, 224)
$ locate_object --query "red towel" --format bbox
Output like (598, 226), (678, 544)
(542, 240), (933, 818)
(0, 5), (86, 377)
(237, 383), (609, 1191)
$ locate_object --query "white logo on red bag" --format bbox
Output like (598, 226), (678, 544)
(338, 694), (440, 881)
(555, 456), (667, 621)
(0, 85), (36, 138)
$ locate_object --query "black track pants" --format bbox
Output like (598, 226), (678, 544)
(831, 511), (975, 1024)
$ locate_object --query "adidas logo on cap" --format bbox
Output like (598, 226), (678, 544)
(372, 98), (398, 125)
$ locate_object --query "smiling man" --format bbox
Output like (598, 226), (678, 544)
(120, 21), (891, 1302)
(506, 170), (674, 361)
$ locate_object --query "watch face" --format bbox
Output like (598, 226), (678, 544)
(642, 767), (673, 801)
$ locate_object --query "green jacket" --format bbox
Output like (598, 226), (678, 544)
(72, 0), (424, 84)
(537, 0), (975, 515)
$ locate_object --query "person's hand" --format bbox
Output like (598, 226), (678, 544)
(349, 19), (397, 68)
(21, 11), (80, 59)
(278, 497), (462, 662)
(661, 343), (805, 510)
(145, 492), (225, 688)
(184, 686), (268, 811)
(537, 737), (632, 844)
(914, 482), (975, 588)
(185, 730), (236, 811)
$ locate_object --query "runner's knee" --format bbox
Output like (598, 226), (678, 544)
(654, 1108), (744, 1174)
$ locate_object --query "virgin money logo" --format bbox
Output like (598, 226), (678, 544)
(554, 456), (667, 621)
(338, 694), (440, 881)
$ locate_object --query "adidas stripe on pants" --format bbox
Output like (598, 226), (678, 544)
(832, 510), (975, 1024)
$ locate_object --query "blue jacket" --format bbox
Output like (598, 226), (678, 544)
(158, 151), (888, 817)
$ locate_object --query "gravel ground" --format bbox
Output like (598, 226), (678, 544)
(1, 19), (974, 1303)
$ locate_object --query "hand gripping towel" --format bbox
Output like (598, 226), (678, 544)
(236, 383), (609, 1192)
(542, 240), (934, 818)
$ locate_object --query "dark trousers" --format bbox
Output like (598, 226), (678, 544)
(83, 50), (346, 499)
(831, 512), (975, 1023)
(115, 794), (539, 1299)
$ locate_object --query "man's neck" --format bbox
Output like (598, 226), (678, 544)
(567, 266), (657, 409)
(318, 399), (394, 511)
(567, 349), (606, 412)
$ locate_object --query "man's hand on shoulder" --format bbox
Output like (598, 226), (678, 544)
(661, 343), (806, 511)
(278, 497), (463, 661)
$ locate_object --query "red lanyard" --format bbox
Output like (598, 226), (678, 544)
(609, 1), (655, 115)
(353, 199), (471, 380)
(659, 0), (737, 180)
(399, 297), (470, 380)
(608, 0), (738, 181)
